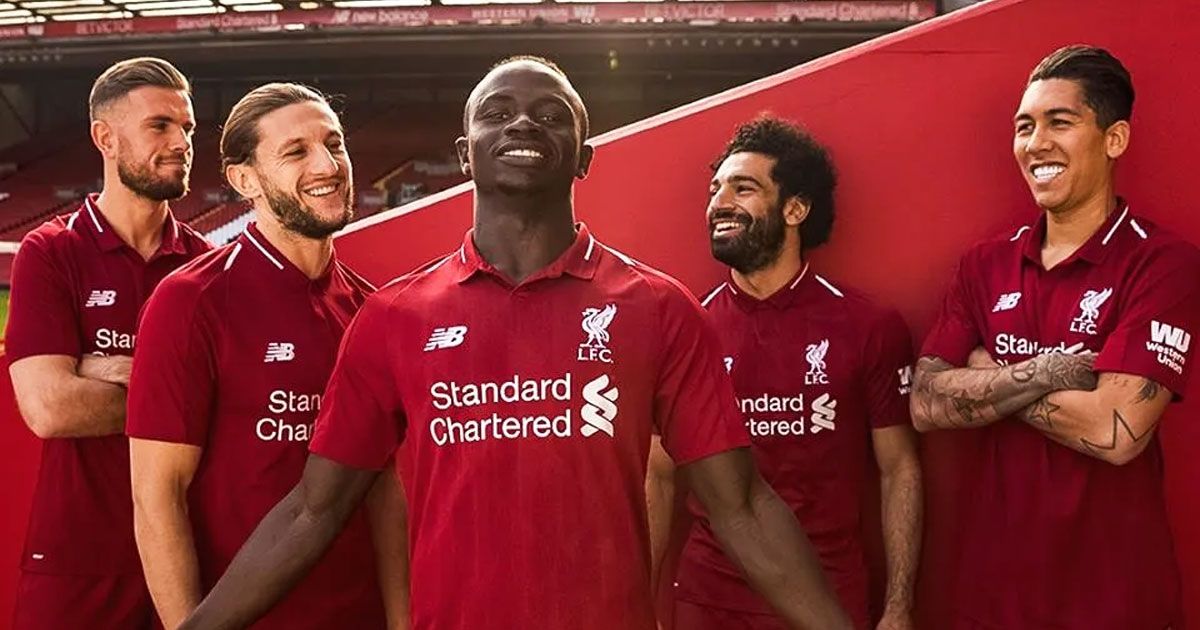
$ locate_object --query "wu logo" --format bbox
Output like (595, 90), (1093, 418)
(805, 339), (830, 385)
(85, 290), (117, 308)
(993, 292), (1022, 312)
(809, 393), (837, 433)
(581, 374), (618, 437)
(264, 342), (295, 363)
(1151, 321), (1192, 353)
(425, 326), (468, 351)
(578, 304), (617, 364)
(1070, 288), (1113, 335)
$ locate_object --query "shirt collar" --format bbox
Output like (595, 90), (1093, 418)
(453, 222), (601, 285)
(1020, 198), (1131, 267)
(726, 262), (811, 310)
(82, 193), (189, 257)
(239, 222), (338, 288)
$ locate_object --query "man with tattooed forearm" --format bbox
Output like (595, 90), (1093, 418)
(912, 46), (1200, 630)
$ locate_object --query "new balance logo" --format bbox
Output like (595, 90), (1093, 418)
(425, 326), (468, 351)
(581, 374), (618, 438)
(264, 342), (295, 363)
(993, 292), (1021, 312)
(85, 290), (116, 308)
(724, 356), (734, 373)
(809, 393), (837, 433)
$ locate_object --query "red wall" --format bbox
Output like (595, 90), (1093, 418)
(4, 0), (1199, 626)
(334, 0), (1200, 626)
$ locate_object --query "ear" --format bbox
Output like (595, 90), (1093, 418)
(576, 144), (595, 180)
(90, 119), (117, 160)
(225, 163), (263, 201)
(455, 136), (471, 177)
(783, 196), (811, 228)
(1104, 120), (1130, 160)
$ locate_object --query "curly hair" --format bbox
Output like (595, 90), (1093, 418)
(713, 116), (837, 249)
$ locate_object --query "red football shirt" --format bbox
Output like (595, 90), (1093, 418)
(309, 224), (749, 630)
(4, 195), (210, 575)
(921, 203), (1200, 629)
(125, 224), (384, 628)
(675, 265), (913, 628)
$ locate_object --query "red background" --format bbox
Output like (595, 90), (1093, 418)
(3, 0), (1199, 625)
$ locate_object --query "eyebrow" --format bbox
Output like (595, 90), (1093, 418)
(714, 174), (765, 187)
(1014, 107), (1083, 122)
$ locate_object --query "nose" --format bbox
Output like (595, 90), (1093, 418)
(1025, 123), (1053, 155)
(168, 125), (191, 155)
(503, 110), (540, 136)
(309, 144), (341, 177)
(709, 183), (736, 211)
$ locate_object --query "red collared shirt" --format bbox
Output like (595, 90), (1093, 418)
(310, 224), (749, 630)
(921, 203), (1200, 629)
(126, 223), (383, 628)
(676, 265), (912, 628)
(5, 194), (211, 574)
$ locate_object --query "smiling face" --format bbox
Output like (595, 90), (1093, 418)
(456, 60), (593, 197)
(102, 86), (195, 201)
(235, 100), (354, 239)
(1013, 78), (1129, 214)
(707, 151), (802, 274)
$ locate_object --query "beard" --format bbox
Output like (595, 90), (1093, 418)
(710, 200), (787, 275)
(117, 153), (189, 201)
(260, 174), (354, 240)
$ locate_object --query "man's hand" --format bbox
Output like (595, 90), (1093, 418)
(876, 607), (914, 630)
(78, 354), (133, 387)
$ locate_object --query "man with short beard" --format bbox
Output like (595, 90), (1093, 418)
(649, 117), (922, 630)
(5, 57), (211, 630)
(125, 83), (404, 629)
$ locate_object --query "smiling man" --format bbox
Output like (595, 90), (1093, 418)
(5, 57), (211, 630)
(125, 83), (402, 629)
(911, 46), (1200, 629)
(177, 56), (851, 630)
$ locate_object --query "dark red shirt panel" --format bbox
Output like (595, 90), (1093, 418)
(125, 224), (383, 628)
(919, 205), (1200, 629)
(676, 268), (913, 627)
(310, 224), (749, 630)
(4, 196), (210, 575)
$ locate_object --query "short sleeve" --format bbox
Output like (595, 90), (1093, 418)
(126, 278), (216, 446)
(1095, 243), (1200, 397)
(5, 234), (81, 362)
(862, 309), (916, 429)
(919, 253), (982, 366)
(309, 294), (404, 470)
(652, 283), (749, 465)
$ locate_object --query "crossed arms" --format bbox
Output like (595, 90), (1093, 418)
(910, 350), (1171, 465)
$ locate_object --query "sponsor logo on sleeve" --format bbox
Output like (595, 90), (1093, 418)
(264, 342), (296, 363)
(578, 304), (617, 364)
(1070, 287), (1113, 335)
(1148, 320), (1191, 375)
(805, 339), (830, 385)
(424, 325), (468, 351)
(992, 292), (1022, 313)
(897, 365), (914, 395)
(85, 289), (117, 308)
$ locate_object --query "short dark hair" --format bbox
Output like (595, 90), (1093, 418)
(714, 116), (837, 249)
(89, 57), (190, 120)
(220, 82), (333, 175)
(464, 55), (589, 140)
(1028, 45), (1134, 129)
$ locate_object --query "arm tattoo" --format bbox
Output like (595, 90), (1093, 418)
(1134, 378), (1162, 404)
(1024, 397), (1060, 428)
(913, 356), (1049, 429)
(1080, 409), (1157, 457)
(1036, 352), (1098, 391)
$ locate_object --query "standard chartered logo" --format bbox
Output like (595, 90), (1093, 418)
(581, 374), (618, 437)
(742, 392), (837, 437)
(427, 373), (620, 446)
